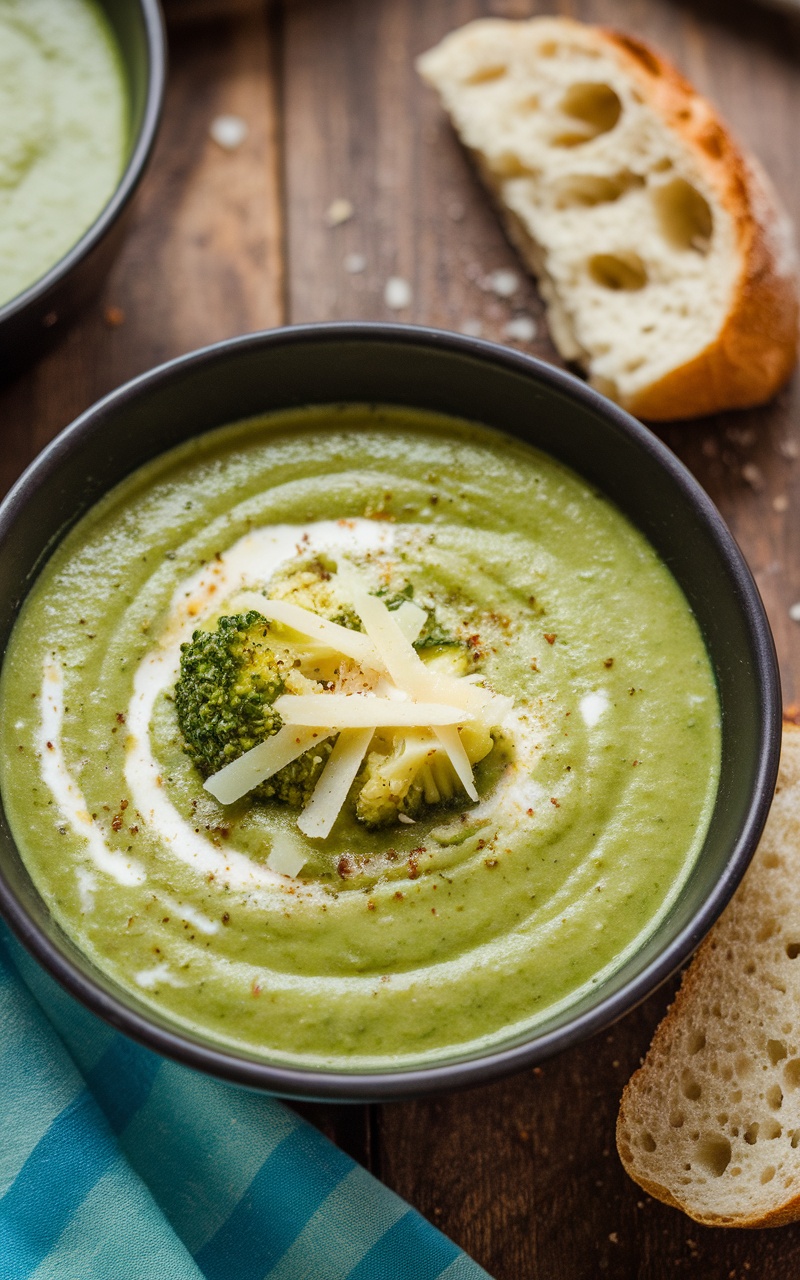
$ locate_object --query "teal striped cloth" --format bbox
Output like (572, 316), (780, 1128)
(0, 926), (491, 1280)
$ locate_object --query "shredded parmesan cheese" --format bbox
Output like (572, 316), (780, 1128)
(205, 724), (334, 805)
(272, 693), (472, 729)
(297, 727), (374, 839)
(230, 595), (382, 669)
(203, 561), (512, 827)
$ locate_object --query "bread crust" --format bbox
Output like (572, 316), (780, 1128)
(598, 31), (799, 421)
(420, 18), (799, 421)
(617, 723), (800, 1227)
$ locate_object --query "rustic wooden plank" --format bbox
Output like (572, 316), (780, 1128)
(281, 0), (800, 1273)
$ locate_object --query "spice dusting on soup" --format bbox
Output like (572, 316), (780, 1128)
(0, 407), (721, 1068)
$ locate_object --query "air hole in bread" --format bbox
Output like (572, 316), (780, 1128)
(744, 1123), (759, 1145)
(641, 1131), (657, 1152)
(517, 94), (540, 113)
(493, 152), (534, 178)
(464, 64), (507, 85)
(790, 1130), (800, 1149)
(767, 1084), (784, 1110)
(681, 1071), (702, 1101)
(696, 1135), (732, 1177)
(735, 1053), (753, 1078)
(761, 1166), (776, 1185)
(537, 40), (558, 58)
(757, 917), (778, 943)
(670, 1111), (685, 1128)
(745, 961), (756, 975)
(653, 157), (673, 173)
(588, 252), (647, 291)
(783, 1059), (800, 1089)
(764, 852), (781, 869)
(785, 942), (800, 959)
(553, 171), (642, 209)
(717, 1113), (729, 1126)
(653, 178), (713, 254)
(763, 1118), (782, 1139)
(554, 82), (622, 146)
(768, 1039), (788, 1065)
(687, 1030), (706, 1055)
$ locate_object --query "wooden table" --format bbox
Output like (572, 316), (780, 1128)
(4, 0), (800, 1274)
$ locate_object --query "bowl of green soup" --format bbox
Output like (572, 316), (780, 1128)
(0, 325), (781, 1098)
(0, 0), (165, 375)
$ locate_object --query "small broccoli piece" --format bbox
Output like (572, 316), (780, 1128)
(418, 642), (470, 677)
(267, 557), (361, 630)
(355, 731), (462, 828)
(260, 741), (335, 808)
(175, 610), (333, 806)
(175, 611), (284, 776)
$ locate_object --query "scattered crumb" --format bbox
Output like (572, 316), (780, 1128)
(504, 315), (537, 342)
(398, 813), (416, 824)
(103, 305), (125, 329)
(209, 114), (248, 150)
(42, 311), (58, 328)
(326, 198), (354, 227)
(384, 276), (412, 310)
(741, 462), (765, 491)
(344, 252), (366, 274)
(485, 268), (520, 298)
(789, 603), (800, 622)
(609, 1232), (619, 1244)
(725, 426), (756, 448)
(778, 438), (799, 460)
(773, 494), (789, 513)
(459, 318), (483, 338)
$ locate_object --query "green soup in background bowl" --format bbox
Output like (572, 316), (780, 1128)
(0, 325), (781, 1100)
(0, 0), (164, 375)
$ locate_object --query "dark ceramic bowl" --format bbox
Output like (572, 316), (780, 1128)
(0, 0), (165, 378)
(0, 325), (782, 1100)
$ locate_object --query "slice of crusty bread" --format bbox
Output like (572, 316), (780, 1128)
(417, 18), (799, 421)
(617, 722), (800, 1227)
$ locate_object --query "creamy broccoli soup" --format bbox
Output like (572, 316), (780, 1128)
(0, 408), (721, 1068)
(0, 0), (127, 308)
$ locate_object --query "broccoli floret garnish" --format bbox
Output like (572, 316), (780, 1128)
(267, 557), (361, 630)
(355, 731), (463, 828)
(175, 610), (334, 806)
(175, 612), (283, 776)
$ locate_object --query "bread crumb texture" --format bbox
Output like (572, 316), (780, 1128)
(418, 17), (799, 421)
(617, 724), (800, 1227)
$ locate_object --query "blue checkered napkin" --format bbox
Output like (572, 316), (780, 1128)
(0, 927), (492, 1280)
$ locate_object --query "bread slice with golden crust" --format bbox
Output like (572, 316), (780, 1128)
(417, 18), (799, 421)
(617, 723), (800, 1227)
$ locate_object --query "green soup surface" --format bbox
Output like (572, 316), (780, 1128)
(0, 0), (127, 308)
(0, 408), (721, 1068)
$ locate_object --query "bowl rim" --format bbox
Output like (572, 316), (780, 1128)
(0, 0), (166, 327)
(0, 322), (782, 1100)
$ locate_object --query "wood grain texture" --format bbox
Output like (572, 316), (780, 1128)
(3, 0), (800, 1274)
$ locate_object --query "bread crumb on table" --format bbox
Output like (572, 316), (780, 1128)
(209, 114), (248, 150)
(325, 198), (354, 227)
(384, 277), (413, 310)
